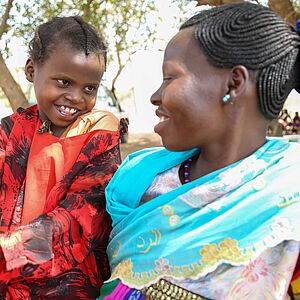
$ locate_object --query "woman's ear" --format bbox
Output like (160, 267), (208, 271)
(25, 59), (35, 83)
(227, 65), (250, 99)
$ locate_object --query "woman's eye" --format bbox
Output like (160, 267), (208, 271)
(163, 76), (172, 82)
(57, 79), (70, 87)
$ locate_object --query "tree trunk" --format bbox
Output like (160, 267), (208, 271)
(195, 0), (299, 25)
(0, 54), (29, 111)
(0, 0), (29, 111)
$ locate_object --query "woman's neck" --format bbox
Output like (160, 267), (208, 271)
(189, 123), (268, 181)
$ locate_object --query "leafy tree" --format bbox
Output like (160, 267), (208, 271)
(0, 0), (28, 110)
(0, 0), (156, 110)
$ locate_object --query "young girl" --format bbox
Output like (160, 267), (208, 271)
(0, 16), (121, 299)
(102, 3), (300, 299)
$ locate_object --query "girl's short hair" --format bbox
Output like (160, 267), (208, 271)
(29, 16), (107, 67)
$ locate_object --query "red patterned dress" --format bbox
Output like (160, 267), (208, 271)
(0, 105), (121, 299)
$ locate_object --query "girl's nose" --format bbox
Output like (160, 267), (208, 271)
(64, 89), (83, 103)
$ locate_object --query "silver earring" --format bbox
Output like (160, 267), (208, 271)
(222, 94), (230, 104)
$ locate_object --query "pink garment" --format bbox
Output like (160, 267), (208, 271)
(103, 281), (132, 299)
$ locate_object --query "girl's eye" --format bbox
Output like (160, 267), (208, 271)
(163, 76), (172, 82)
(57, 79), (70, 87)
(84, 86), (97, 93)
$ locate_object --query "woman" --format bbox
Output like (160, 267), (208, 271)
(102, 3), (300, 299)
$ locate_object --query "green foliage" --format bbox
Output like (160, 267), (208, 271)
(2, 0), (157, 67)
(293, 0), (300, 13)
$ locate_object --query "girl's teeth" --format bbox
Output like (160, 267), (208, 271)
(59, 106), (77, 114)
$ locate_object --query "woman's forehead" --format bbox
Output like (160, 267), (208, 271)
(163, 27), (207, 69)
(165, 28), (197, 58)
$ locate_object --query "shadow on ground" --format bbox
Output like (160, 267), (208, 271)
(120, 132), (162, 160)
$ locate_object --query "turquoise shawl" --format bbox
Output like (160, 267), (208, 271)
(106, 139), (300, 289)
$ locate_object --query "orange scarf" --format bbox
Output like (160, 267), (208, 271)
(22, 110), (119, 224)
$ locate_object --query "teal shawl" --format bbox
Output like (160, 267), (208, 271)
(106, 139), (300, 289)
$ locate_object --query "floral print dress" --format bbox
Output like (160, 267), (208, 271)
(140, 165), (299, 300)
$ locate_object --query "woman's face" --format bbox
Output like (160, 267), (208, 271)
(151, 27), (231, 151)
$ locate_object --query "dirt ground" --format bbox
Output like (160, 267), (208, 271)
(120, 132), (162, 160)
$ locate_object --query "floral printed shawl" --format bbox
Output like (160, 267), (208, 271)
(106, 139), (300, 290)
(0, 105), (121, 299)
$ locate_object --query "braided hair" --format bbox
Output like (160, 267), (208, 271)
(28, 16), (107, 67)
(180, 3), (300, 119)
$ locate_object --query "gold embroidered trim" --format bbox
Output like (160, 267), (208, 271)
(111, 238), (253, 287)
(110, 219), (300, 287)
(136, 230), (161, 254)
(200, 238), (252, 269)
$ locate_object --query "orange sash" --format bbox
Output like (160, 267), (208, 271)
(22, 110), (118, 224)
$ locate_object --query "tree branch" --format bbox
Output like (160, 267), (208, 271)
(0, 0), (13, 40)
(111, 46), (125, 95)
(196, 0), (244, 5)
(268, 0), (298, 25)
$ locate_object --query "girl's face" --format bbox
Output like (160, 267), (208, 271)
(151, 27), (231, 151)
(25, 42), (104, 132)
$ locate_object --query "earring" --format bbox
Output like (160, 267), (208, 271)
(222, 94), (230, 104)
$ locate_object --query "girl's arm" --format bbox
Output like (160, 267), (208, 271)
(0, 123), (9, 179)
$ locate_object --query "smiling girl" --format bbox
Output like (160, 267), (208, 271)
(0, 16), (121, 299)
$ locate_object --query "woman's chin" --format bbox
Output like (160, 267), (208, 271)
(162, 140), (192, 152)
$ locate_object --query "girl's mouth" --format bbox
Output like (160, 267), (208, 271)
(55, 105), (79, 116)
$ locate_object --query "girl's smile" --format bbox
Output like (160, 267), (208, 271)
(54, 104), (80, 120)
(25, 42), (105, 136)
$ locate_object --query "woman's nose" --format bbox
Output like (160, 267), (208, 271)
(150, 85), (162, 106)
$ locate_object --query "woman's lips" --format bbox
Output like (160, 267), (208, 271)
(154, 109), (170, 133)
(155, 109), (170, 123)
(159, 115), (170, 123)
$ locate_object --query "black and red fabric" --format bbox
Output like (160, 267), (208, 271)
(0, 105), (121, 299)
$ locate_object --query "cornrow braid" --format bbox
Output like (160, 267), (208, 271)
(71, 16), (107, 65)
(180, 3), (300, 119)
(72, 16), (88, 55)
(258, 50), (298, 118)
(28, 16), (107, 68)
(29, 29), (43, 60)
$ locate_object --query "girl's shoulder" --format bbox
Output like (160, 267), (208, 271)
(63, 110), (119, 137)
(86, 109), (119, 132)
(1, 105), (38, 137)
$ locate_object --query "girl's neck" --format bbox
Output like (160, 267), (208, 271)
(38, 118), (67, 137)
(38, 109), (68, 137)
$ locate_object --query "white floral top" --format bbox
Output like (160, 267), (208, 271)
(140, 166), (299, 300)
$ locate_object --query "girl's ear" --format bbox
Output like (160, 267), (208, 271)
(227, 65), (250, 99)
(25, 59), (35, 82)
